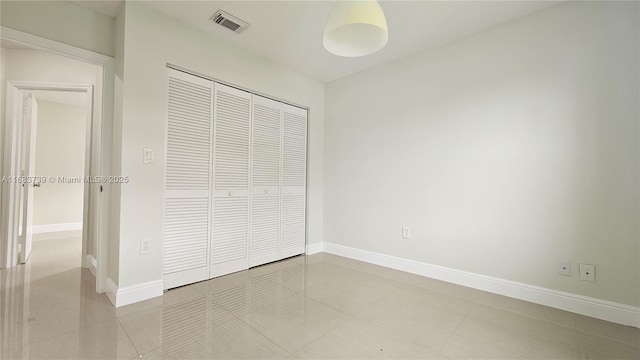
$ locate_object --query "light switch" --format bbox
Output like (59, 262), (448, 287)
(143, 148), (154, 164)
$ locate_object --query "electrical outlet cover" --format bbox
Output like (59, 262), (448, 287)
(558, 261), (571, 276)
(402, 226), (411, 239)
(579, 264), (595, 282)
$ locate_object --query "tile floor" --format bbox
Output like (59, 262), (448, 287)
(1, 235), (639, 359)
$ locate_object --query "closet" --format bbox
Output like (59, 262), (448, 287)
(163, 68), (307, 290)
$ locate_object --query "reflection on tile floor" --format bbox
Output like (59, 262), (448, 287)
(1, 236), (639, 359)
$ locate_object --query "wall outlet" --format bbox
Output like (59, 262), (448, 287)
(558, 261), (571, 276)
(579, 264), (595, 282)
(141, 239), (151, 255)
(402, 226), (411, 239)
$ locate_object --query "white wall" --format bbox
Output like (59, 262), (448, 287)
(112, 2), (324, 289)
(0, 49), (102, 84)
(109, 4), (126, 287)
(0, 49), (5, 178)
(33, 100), (86, 226)
(0, 51), (5, 269)
(0, 1), (115, 57)
(324, 1), (639, 307)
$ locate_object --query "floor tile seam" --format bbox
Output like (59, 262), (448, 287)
(464, 312), (579, 345)
(397, 280), (494, 309)
(467, 301), (583, 334)
(444, 313), (582, 354)
(14, 316), (106, 349)
(188, 281), (214, 298)
(349, 282), (409, 328)
(283, 295), (357, 341)
(324, 263), (399, 282)
(14, 307), (117, 345)
(25, 309), (120, 331)
(150, 305), (264, 355)
(308, 276), (402, 302)
(330, 269), (408, 289)
(575, 328), (640, 349)
(576, 329), (585, 358)
(285, 325), (337, 357)
(299, 288), (368, 321)
(0, 284), (28, 294)
(214, 292), (302, 326)
(435, 302), (472, 357)
(402, 279), (579, 329)
(206, 287), (302, 319)
(206, 293), (273, 330)
(277, 283), (309, 301)
(474, 299), (582, 329)
(198, 276), (283, 298)
(223, 309), (297, 358)
(402, 279), (588, 332)
(279, 281), (312, 295)
(357, 277), (405, 299)
(575, 321), (640, 334)
(115, 314), (148, 359)
(115, 302), (164, 320)
(138, 322), (224, 358)
(161, 291), (213, 310)
(2, 331), (64, 354)
(246, 316), (342, 351)
(348, 313), (443, 353)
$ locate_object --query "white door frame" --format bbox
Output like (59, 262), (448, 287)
(0, 27), (114, 294)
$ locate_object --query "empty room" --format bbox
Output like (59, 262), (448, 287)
(0, 0), (638, 359)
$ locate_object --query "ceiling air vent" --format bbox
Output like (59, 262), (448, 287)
(210, 10), (250, 34)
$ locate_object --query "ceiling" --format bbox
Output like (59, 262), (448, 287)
(77, 1), (562, 83)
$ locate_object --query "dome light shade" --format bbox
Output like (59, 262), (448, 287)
(323, 0), (388, 57)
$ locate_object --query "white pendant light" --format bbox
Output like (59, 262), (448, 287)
(323, 0), (389, 57)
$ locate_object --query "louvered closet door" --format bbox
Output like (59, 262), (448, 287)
(164, 69), (213, 290)
(211, 83), (252, 278)
(249, 95), (282, 267)
(281, 105), (308, 258)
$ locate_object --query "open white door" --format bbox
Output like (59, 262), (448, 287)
(19, 92), (38, 264)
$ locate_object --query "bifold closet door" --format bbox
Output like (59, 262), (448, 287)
(249, 95), (282, 267)
(210, 83), (252, 278)
(163, 69), (213, 290)
(281, 105), (307, 258)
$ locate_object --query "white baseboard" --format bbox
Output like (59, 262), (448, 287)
(83, 255), (97, 276)
(106, 277), (118, 306)
(323, 242), (640, 328)
(306, 241), (324, 255)
(32, 222), (82, 234)
(105, 277), (164, 308)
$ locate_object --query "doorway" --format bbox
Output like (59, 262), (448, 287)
(16, 88), (92, 280)
(0, 31), (114, 294)
(4, 82), (95, 273)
